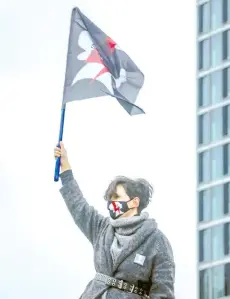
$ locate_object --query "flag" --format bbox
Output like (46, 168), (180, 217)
(62, 7), (145, 115)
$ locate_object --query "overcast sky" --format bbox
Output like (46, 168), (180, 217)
(0, 0), (196, 298)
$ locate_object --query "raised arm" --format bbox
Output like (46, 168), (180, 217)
(150, 232), (175, 299)
(55, 142), (108, 245)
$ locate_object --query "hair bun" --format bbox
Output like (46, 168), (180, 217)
(136, 178), (154, 199)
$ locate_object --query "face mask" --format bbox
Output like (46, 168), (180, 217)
(107, 199), (133, 220)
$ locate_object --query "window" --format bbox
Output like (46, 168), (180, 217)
(199, 224), (230, 264)
(211, 146), (223, 180)
(223, 143), (230, 175)
(199, 39), (210, 70)
(228, 143), (230, 174)
(223, 30), (230, 60)
(211, 34), (223, 67)
(228, 67), (230, 97)
(199, 3), (210, 34)
(200, 269), (211, 299)
(212, 224), (224, 260)
(223, 0), (230, 23)
(199, 154), (202, 183)
(212, 265), (225, 299)
(199, 229), (211, 262)
(222, 105), (230, 136)
(211, 185), (224, 220)
(211, 0), (223, 30)
(199, 190), (211, 222)
(199, 146), (228, 184)
(199, 76), (210, 107)
(224, 223), (230, 255)
(225, 263), (230, 297)
(199, 151), (210, 183)
(199, 113), (210, 144)
(211, 70), (222, 104)
(199, 185), (228, 223)
(227, 30), (230, 59)
(211, 108), (222, 142)
(224, 183), (230, 215)
(207, 264), (230, 298)
(223, 67), (230, 98)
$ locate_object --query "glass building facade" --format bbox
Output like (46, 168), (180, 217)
(197, 0), (230, 298)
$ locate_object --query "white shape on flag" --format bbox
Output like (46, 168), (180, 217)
(71, 30), (127, 95)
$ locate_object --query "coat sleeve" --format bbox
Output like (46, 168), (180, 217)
(150, 232), (175, 299)
(59, 170), (108, 245)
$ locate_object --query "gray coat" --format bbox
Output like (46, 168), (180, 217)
(59, 170), (175, 299)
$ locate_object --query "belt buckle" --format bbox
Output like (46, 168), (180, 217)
(128, 284), (135, 293)
(118, 280), (123, 289)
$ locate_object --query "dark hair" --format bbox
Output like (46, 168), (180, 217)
(104, 176), (153, 212)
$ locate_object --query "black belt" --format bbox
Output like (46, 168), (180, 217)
(95, 273), (150, 297)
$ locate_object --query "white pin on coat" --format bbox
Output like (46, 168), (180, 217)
(134, 253), (146, 266)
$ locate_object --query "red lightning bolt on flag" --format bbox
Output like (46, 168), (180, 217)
(86, 36), (117, 82)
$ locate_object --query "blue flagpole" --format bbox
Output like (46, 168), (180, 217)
(54, 105), (66, 182)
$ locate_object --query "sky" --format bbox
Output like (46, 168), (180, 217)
(0, 0), (197, 298)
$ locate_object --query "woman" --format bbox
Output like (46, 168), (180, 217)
(54, 142), (175, 299)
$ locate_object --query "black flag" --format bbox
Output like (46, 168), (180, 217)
(62, 7), (145, 115)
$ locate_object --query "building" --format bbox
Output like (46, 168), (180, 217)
(197, 0), (230, 298)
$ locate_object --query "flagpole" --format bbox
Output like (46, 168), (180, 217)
(54, 105), (66, 182)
